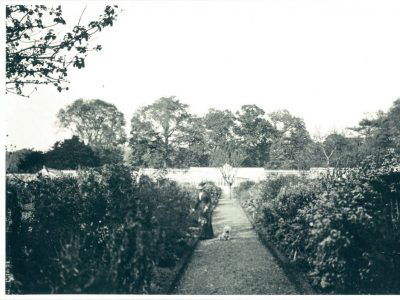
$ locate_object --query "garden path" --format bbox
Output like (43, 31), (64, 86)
(173, 188), (301, 295)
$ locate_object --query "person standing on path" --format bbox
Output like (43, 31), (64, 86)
(194, 182), (214, 239)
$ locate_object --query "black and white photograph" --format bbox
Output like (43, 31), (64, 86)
(2, 0), (400, 297)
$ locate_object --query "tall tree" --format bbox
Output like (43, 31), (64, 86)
(129, 96), (192, 168)
(209, 147), (246, 168)
(57, 99), (126, 166)
(350, 99), (400, 154)
(234, 105), (276, 167)
(386, 99), (400, 150)
(6, 5), (119, 96)
(57, 99), (126, 147)
(267, 110), (312, 169)
(202, 108), (242, 167)
(203, 108), (236, 151)
(173, 117), (209, 167)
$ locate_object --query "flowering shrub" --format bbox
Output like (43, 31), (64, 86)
(236, 152), (400, 294)
(6, 164), (211, 294)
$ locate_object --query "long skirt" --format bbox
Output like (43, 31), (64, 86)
(200, 208), (214, 239)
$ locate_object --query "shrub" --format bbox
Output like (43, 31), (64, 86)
(198, 180), (222, 207)
(235, 175), (308, 224)
(143, 177), (198, 268)
(301, 154), (400, 294)
(6, 164), (206, 294)
(238, 152), (400, 294)
(233, 180), (255, 201)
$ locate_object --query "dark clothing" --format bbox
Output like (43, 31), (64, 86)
(195, 191), (214, 239)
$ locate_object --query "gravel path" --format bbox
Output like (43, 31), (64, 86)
(173, 188), (299, 295)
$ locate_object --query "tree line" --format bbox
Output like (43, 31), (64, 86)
(6, 97), (400, 173)
(6, 5), (399, 172)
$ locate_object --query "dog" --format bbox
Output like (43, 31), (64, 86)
(218, 225), (232, 241)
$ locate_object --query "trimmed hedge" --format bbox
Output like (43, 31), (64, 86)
(235, 152), (400, 294)
(6, 164), (221, 294)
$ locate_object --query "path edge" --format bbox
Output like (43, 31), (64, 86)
(166, 236), (201, 294)
(237, 200), (316, 295)
(165, 193), (221, 294)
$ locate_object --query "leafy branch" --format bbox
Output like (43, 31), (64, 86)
(6, 4), (120, 97)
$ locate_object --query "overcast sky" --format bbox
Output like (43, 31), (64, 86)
(4, 0), (400, 151)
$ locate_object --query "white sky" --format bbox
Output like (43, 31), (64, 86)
(3, 0), (400, 151)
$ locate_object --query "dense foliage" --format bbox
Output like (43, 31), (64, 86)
(235, 152), (400, 294)
(7, 135), (125, 173)
(9, 97), (399, 171)
(6, 165), (221, 294)
(15, 149), (47, 173)
(127, 97), (400, 169)
(57, 99), (127, 148)
(45, 135), (101, 169)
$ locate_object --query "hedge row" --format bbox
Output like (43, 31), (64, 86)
(235, 152), (400, 294)
(6, 164), (221, 294)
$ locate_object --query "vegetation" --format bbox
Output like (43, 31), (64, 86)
(6, 165), (222, 294)
(8, 96), (400, 171)
(8, 136), (105, 173)
(57, 99), (126, 148)
(6, 5), (119, 96)
(126, 97), (400, 169)
(129, 96), (194, 168)
(235, 151), (400, 294)
(6, 16), (400, 293)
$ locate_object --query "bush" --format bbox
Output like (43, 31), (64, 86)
(301, 154), (400, 294)
(198, 180), (222, 207)
(6, 164), (204, 294)
(235, 175), (308, 224)
(142, 177), (198, 268)
(237, 152), (400, 294)
(233, 180), (255, 201)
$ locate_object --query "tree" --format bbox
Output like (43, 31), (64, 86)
(17, 150), (46, 173)
(57, 99), (126, 147)
(350, 99), (400, 154)
(313, 131), (355, 167)
(386, 99), (400, 150)
(93, 146), (124, 166)
(173, 117), (209, 167)
(267, 110), (312, 169)
(209, 146), (246, 200)
(219, 164), (237, 200)
(209, 147), (246, 168)
(203, 108), (237, 152)
(6, 4), (119, 96)
(6, 148), (32, 173)
(129, 96), (192, 168)
(45, 135), (100, 169)
(234, 105), (276, 167)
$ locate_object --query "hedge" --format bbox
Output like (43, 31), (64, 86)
(6, 164), (221, 294)
(235, 152), (400, 294)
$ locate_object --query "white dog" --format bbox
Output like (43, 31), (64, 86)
(218, 225), (232, 241)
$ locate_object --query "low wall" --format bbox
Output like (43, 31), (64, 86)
(7, 167), (334, 187)
(141, 167), (333, 187)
